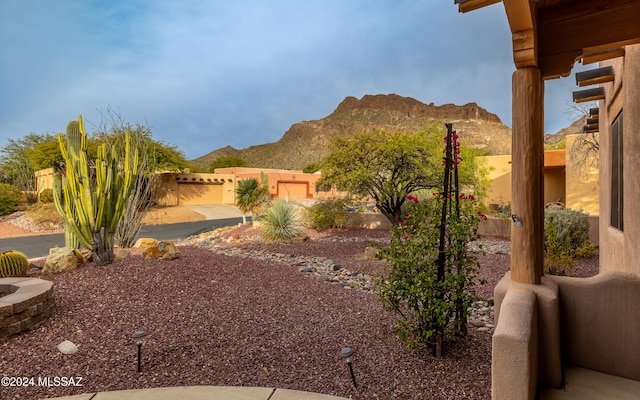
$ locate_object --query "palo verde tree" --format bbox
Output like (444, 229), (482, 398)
(320, 125), (485, 225)
(54, 115), (139, 265)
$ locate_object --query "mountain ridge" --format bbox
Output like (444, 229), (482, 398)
(190, 94), (576, 171)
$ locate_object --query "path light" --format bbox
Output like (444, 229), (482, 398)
(132, 330), (147, 372)
(340, 347), (357, 388)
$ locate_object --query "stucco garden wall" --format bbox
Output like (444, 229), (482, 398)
(599, 44), (640, 274)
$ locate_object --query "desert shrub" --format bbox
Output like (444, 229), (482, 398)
(307, 198), (350, 230)
(25, 202), (64, 229)
(39, 188), (54, 203)
(0, 183), (22, 216)
(261, 200), (304, 242)
(544, 207), (596, 275)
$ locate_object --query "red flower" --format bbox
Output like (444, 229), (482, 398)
(406, 213), (412, 219)
(403, 235), (409, 240)
(406, 195), (419, 204)
(477, 211), (488, 221)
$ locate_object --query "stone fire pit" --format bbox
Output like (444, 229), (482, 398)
(0, 277), (55, 342)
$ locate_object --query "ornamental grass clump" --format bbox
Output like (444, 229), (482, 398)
(376, 123), (485, 355)
(261, 200), (305, 242)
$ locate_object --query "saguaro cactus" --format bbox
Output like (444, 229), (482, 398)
(53, 115), (139, 265)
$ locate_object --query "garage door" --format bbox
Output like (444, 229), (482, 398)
(178, 183), (224, 205)
(277, 182), (308, 200)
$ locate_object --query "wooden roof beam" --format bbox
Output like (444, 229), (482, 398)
(575, 66), (614, 87)
(455, 0), (502, 13)
(503, 0), (537, 68)
(537, 0), (640, 79)
(573, 87), (605, 103)
(581, 46), (628, 65)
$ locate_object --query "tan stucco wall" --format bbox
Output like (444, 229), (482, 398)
(599, 44), (640, 274)
(478, 155), (512, 208)
(565, 134), (599, 215)
(214, 167), (322, 200)
(151, 173), (236, 206)
(480, 148), (600, 215)
(547, 272), (640, 382)
(34, 167), (55, 195)
(543, 167), (565, 205)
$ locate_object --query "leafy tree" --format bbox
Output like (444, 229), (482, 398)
(320, 126), (484, 225)
(26, 136), (65, 171)
(93, 109), (187, 172)
(235, 176), (270, 223)
(303, 163), (321, 174)
(209, 156), (247, 172)
(0, 133), (53, 199)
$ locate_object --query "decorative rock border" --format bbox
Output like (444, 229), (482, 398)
(0, 277), (55, 343)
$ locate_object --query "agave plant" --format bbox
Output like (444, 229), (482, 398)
(261, 200), (305, 242)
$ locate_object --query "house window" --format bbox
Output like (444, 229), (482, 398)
(610, 112), (623, 231)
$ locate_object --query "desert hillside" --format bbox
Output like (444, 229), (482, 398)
(190, 94), (582, 171)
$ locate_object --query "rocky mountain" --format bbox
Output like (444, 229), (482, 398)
(190, 94), (515, 171)
(544, 115), (588, 146)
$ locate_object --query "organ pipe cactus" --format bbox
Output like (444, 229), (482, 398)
(54, 120), (84, 248)
(53, 115), (139, 265)
(0, 250), (29, 278)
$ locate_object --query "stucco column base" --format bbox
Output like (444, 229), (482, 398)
(493, 272), (562, 396)
(492, 287), (538, 400)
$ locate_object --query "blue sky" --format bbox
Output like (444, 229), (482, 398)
(0, 1), (585, 160)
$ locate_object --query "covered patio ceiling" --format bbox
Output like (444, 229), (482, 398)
(455, 0), (640, 79)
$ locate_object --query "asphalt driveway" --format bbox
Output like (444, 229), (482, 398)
(0, 205), (245, 259)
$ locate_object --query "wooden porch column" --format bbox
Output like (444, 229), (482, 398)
(511, 66), (544, 284)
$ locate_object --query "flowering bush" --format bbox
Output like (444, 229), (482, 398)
(376, 192), (485, 350)
(376, 125), (485, 353)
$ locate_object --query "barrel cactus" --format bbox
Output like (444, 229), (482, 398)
(0, 250), (30, 278)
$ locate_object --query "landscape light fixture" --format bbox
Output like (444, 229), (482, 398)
(340, 347), (357, 388)
(132, 330), (147, 372)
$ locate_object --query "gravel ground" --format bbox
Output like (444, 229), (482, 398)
(0, 226), (598, 400)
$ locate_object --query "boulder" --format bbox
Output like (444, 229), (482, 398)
(143, 240), (180, 260)
(57, 340), (78, 355)
(43, 247), (81, 275)
(114, 249), (132, 261)
(134, 238), (159, 248)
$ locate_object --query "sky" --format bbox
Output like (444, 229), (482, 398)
(0, 0), (587, 160)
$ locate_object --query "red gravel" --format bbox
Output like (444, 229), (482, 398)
(0, 229), (598, 400)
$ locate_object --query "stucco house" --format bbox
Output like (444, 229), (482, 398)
(455, 1), (640, 399)
(150, 168), (325, 206)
